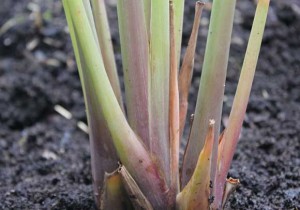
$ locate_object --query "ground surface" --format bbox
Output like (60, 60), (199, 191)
(0, 0), (299, 209)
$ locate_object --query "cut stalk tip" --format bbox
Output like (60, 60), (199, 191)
(196, 1), (205, 6)
(221, 178), (240, 209)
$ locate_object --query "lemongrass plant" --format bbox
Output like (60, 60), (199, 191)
(62, 0), (269, 209)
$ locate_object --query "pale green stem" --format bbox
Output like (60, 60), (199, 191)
(91, 0), (123, 107)
(142, 0), (151, 38)
(173, 0), (185, 64)
(213, 1), (270, 208)
(149, 0), (170, 185)
(181, 0), (237, 189)
(63, 2), (119, 207)
(83, 0), (99, 47)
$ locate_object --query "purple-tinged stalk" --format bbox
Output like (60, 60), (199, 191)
(63, 0), (270, 208)
(63, 1), (119, 206)
(63, 0), (169, 209)
(213, 0), (270, 208)
(117, 0), (151, 149)
(178, 2), (204, 138)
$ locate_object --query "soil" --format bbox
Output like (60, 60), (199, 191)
(0, 0), (299, 209)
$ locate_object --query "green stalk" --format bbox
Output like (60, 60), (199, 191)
(91, 0), (123, 106)
(169, 0), (180, 204)
(149, 0), (171, 185)
(173, 0), (185, 63)
(117, 0), (150, 148)
(142, 0), (151, 38)
(214, 1), (270, 208)
(181, 0), (237, 189)
(64, 1), (169, 208)
(83, 0), (98, 46)
(63, 2), (118, 207)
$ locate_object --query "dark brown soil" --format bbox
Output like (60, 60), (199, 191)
(0, 0), (299, 209)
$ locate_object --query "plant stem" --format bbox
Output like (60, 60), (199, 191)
(181, 0), (237, 190)
(66, 0), (169, 208)
(91, 0), (123, 107)
(117, 0), (151, 148)
(214, 0), (270, 208)
(149, 0), (171, 185)
(169, 0), (180, 205)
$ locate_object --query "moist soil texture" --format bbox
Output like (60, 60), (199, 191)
(0, 0), (299, 209)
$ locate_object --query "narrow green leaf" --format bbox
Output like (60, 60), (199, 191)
(181, 0), (237, 188)
(65, 0), (169, 208)
(178, 2), (204, 138)
(214, 1), (270, 208)
(177, 120), (215, 210)
(149, 0), (171, 185)
(91, 0), (123, 107)
(117, 0), (151, 148)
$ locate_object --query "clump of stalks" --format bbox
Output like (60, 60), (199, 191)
(62, 0), (269, 209)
